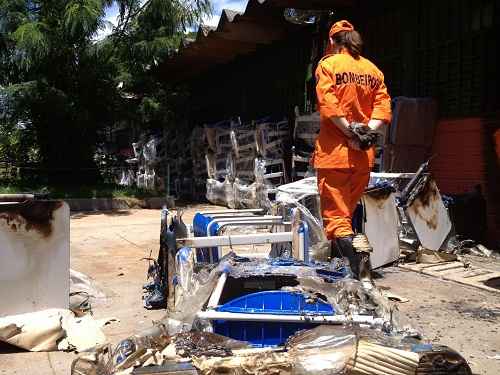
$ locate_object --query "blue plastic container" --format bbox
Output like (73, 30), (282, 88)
(192, 212), (220, 263)
(217, 291), (334, 315)
(212, 291), (335, 347)
(213, 321), (318, 347)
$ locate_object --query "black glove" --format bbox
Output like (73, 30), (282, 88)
(349, 123), (379, 150)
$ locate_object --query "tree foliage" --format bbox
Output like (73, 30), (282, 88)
(0, 0), (210, 183)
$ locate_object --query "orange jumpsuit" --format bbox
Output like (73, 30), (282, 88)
(314, 50), (391, 240)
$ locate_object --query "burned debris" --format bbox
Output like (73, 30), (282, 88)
(67, 192), (484, 374)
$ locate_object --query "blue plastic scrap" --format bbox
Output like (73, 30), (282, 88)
(227, 257), (349, 282)
(212, 290), (335, 347)
(213, 321), (319, 348)
(217, 290), (334, 315)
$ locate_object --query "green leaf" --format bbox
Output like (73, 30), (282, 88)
(12, 21), (49, 67)
(64, 0), (105, 39)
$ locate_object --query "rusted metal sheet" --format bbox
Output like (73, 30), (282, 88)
(0, 200), (70, 316)
(405, 178), (452, 251)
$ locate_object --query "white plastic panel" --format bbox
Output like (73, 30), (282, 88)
(363, 192), (400, 269)
(0, 200), (70, 316)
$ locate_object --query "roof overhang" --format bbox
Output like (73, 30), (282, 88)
(160, 0), (353, 82)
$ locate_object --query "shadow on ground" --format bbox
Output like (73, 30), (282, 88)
(0, 342), (28, 354)
(71, 210), (133, 219)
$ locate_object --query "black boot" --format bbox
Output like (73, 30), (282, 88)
(335, 236), (362, 279)
(358, 253), (374, 288)
(330, 239), (342, 259)
(352, 234), (374, 287)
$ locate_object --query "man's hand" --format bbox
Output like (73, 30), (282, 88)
(329, 118), (382, 151)
(367, 119), (385, 134)
(330, 116), (354, 138)
(330, 117), (360, 150)
(350, 123), (379, 150)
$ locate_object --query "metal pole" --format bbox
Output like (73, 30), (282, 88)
(197, 310), (384, 326)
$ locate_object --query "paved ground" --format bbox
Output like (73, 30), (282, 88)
(376, 268), (500, 374)
(1, 206), (499, 374)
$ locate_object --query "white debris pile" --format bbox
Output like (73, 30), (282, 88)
(0, 308), (118, 352)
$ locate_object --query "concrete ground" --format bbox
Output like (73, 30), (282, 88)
(1, 205), (499, 374)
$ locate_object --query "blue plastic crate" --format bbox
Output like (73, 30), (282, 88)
(212, 291), (335, 347)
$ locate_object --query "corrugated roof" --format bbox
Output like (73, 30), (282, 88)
(160, 0), (352, 81)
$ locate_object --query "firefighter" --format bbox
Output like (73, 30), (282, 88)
(314, 20), (391, 279)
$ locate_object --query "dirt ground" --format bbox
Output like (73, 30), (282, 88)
(1, 206), (499, 374)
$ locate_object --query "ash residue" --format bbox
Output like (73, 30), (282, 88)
(0, 200), (62, 237)
(174, 332), (248, 358)
(450, 302), (500, 322)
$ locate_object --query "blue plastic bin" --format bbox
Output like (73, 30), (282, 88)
(212, 290), (335, 347)
(217, 291), (334, 315)
(213, 321), (318, 347)
(193, 212), (220, 263)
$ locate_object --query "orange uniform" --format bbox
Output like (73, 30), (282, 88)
(314, 26), (391, 240)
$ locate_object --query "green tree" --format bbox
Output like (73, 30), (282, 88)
(0, 0), (210, 183)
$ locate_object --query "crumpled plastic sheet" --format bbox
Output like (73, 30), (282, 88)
(72, 250), (472, 375)
(233, 179), (258, 208)
(217, 224), (279, 240)
(191, 325), (470, 375)
(175, 331), (250, 358)
(170, 252), (234, 326)
(212, 257), (404, 332)
(286, 325), (424, 375)
(191, 325), (419, 375)
(274, 178), (330, 261)
(286, 325), (357, 374)
(206, 178), (236, 208)
(219, 257), (405, 333)
(70, 269), (107, 316)
(123, 135), (162, 191)
(71, 329), (249, 374)
(204, 118), (290, 209)
(276, 177), (318, 202)
(71, 269), (106, 300)
(192, 349), (292, 375)
(71, 253), (427, 375)
(173, 248), (406, 335)
(233, 178), (271, 210)
(75, 318), (244, 373)
(172, 254), (350, 328)
(227, 257), (341, 280)
(206, 176), (270, 210)
(289, 276), (408, 333)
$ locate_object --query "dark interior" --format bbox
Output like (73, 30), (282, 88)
(218, 275), (300, 305)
